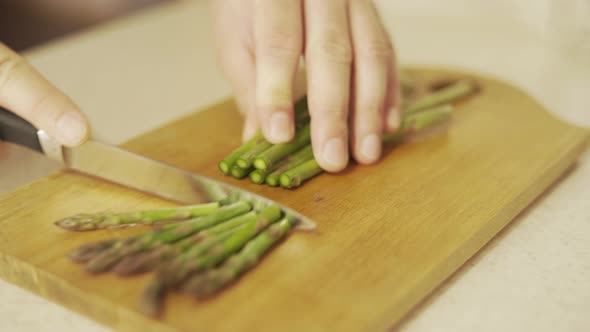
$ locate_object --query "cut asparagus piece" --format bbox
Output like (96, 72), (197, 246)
(54, 202), (221, 231)
(157, 205), (283, 287)
(84, 201), (252, 273)
(249, 145), (314, 185)
(279, 159), (323, 189)
(183, 216), (295, 298)
(404, 80), (476, 115)
(249, 170), (267, 185)
(218, 132), (267, 174)
(112, 211), (258, 276)
(384, 104), (453, 143)
(253, 123), (311, 171)
(230, 165), (252, 179)
(235, 141), (273, 169)
(265, 145), (314, 186)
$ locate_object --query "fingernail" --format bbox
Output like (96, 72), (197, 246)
(387, 107), (401, 130)
(322, 138), (348, 170)
(56, 111), (88, 146)
(361, 134), (381, 162)
(269, 112), (293, 143)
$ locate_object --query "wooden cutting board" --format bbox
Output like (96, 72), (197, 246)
(0, 67), (588, 332)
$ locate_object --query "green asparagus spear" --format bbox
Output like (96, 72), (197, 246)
(112, 211), (258, 276)
(253, 124), (311, 171)
(157, 205), (283, 287)
(219, 132), (268, 174)
(85, 201), (252, 273)
(183, 216), (295, 298)
(249, 170), (267, 185)
(54, 202), (221, 231)
(230, 165), (252, 179)
(279, 159), (323, 189)
(264, 145), (314, 186)
(404, 80), (476, 115)
(383, 104), (453, 143)
(249, 145), (313, 185)
(230, 97), (310, 170)
(235, 141), (273, 169)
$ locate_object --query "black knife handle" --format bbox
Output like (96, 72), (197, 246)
(0, 107), (43, 153)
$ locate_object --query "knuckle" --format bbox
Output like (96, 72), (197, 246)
(0, 53), (24, 94)
(311, 107), (348, 123)
(308, 27), (353, 64)
(357, 99), (384, 116)
(28, 94), (55, 122)
(358, 38), (394, 60)
(257, 29), (301, 60)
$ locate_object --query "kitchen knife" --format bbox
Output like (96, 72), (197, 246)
(0, 107), (315, 230)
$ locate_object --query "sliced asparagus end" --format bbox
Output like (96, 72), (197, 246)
(249, 170), (266, 184)
(218, 160), (230, 174)
(279, 174), (295, 189)
(230, 166), (250, 179)
(253, 158), (268, 171)
(265, 175), (280, 187)
(235, 158), (250, 169)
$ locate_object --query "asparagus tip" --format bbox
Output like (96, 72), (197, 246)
(138, 279), (167, 318)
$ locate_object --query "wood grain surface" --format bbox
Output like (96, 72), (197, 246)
(0, 68), (588, 332)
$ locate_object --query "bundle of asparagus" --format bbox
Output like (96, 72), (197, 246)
(219, 79), (478, 189)
(57, 200), (298, 317)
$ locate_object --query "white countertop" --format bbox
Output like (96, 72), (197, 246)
(1, 1), (589, 331)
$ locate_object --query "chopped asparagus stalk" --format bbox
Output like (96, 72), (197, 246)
(384, 104), (453, 143)
(265, 145), (314, 186)
(249, 170), (267, 184)
(183, 216), (296, 298)
(279, 159), (323, 189)
(253, 124), (311, 171)
(235, 141), (273, 169)
(55, 202), (221, 231)
(230, 165), (252, 179)
(248, 145), (314, 185)
(404, 80), (476, 114)
(219, 133), (267, 174)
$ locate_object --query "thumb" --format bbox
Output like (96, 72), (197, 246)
(0, 43), (89, 147)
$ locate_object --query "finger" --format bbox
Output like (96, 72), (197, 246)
(349, 0), (393, 164)
(382, 34), (401, 132)
(254, 0), (303, 144)
(304, 0), (352, 172)
(0, 43), (89, 146)
(212, 0), (258, 141)
(242, 110), (260, 142)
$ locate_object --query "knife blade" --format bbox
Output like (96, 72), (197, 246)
(0, 107), (315, 230)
